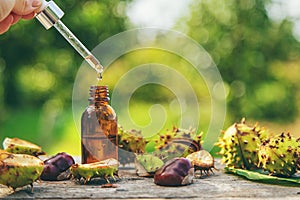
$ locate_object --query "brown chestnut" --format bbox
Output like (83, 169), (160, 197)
(154, 157), (194, 186)
(41, 152), (75, 181)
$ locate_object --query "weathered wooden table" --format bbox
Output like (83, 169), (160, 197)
(1, 160), (300, 200)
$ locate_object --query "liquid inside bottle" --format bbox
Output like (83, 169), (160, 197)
(81, 85), (118, 164)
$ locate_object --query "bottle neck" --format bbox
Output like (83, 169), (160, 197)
(88, 85), (110, 105)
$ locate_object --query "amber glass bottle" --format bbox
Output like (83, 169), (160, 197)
(81, 85), (118, 164)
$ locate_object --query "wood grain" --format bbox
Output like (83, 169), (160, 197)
(1, 161), (300, 199)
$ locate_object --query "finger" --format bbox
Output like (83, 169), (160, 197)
(11, 13), (22, 25)
(0, 0), (16, 21)
(22, 12), (35, 20)
(0, 15), (14, 34)
(13, 0), (42, 15)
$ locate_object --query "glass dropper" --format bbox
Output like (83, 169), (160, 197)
(35, 0), (103, 80)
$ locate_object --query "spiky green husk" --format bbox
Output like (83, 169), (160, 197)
(71, 158), (119, 183)
(135, 154), (164, 176)
(151, 127), (202, 162)
(217, 119), (269, 170)
(118, 127), (147, 165)
(3, 137), (45, 156)
(0, 152), (44, 190)
(217, 119), (300, 177)
(258, 132), (300, 177)
(118, 126), (146, 153)
(118, 126), (202, 164)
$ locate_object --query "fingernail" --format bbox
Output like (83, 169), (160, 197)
(32, 0), (42, 7)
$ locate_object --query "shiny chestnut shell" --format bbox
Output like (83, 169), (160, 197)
(41, 152), (75, 181)
(154, 157), (194, 186)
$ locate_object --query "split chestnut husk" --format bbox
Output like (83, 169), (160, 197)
(154, 157), (194, 186)
(0, 151), (44, 190)
(3, 137), (45, 156)
(135, 154), (164, 177)
(186, 150), (216, 176)
(71, 158), (119, 184)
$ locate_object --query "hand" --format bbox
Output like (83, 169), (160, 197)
(0, 0), (42, 34)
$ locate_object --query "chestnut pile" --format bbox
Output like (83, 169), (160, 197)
(0, 137), (76, 190)
(118, 126), (216, 186)
(1, 135), (216, 190)
(1, 137), (119, 191)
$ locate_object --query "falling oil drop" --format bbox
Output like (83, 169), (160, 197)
(97, 73), (103, 85)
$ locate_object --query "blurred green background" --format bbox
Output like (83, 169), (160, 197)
(1, 0), (300, 155)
